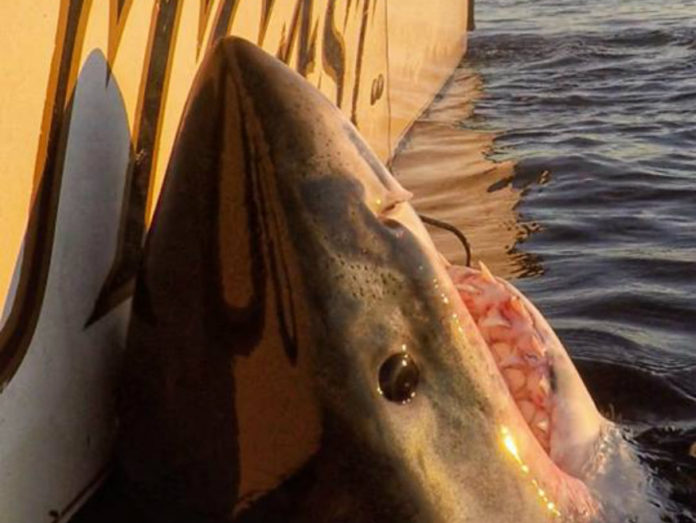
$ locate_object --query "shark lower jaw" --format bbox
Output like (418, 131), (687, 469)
(438, 261), (600, 520)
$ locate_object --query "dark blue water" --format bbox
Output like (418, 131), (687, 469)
(467, 1), (696, 520)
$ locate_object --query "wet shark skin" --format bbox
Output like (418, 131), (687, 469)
(118, 37), (573, 523)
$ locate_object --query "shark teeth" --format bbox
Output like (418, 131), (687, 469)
(457, 283), (480, 295)
(478, 309), (511, 329)
(478, 260), (496, 283)
(450, 262), (554, 453)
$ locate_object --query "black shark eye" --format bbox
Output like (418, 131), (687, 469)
(378, 353), (419, 404)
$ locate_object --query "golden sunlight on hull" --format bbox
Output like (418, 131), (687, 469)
(392, 66), (541, 279)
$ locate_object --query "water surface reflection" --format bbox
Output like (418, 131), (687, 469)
(392, 66), (542, 279)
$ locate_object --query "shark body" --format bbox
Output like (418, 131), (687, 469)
(118, 37), (630, 523)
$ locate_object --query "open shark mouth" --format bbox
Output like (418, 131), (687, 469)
(439, 258), (601, 520)
(450, 263), (555, 452)
(377, 187), (602, 518)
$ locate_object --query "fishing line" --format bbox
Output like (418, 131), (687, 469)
(418, 214), (472, 267)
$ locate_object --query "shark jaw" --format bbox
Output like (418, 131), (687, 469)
(445, 261), (603, 520)
(370, 190), (603, 521)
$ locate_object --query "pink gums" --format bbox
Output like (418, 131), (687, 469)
(448, 264), (554, 452)
(447, 262), (599, 521)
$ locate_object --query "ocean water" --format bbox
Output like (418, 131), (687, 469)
(395, 0), (696, 520)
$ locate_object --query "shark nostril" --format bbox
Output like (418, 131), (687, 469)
(378, 352), (419, 404)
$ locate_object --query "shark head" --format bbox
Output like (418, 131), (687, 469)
(118, 38), (605, 523)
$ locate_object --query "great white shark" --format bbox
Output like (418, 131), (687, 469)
(117, 37), (642, 523)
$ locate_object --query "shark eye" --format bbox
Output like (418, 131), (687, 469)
(378, 353), (419, 404)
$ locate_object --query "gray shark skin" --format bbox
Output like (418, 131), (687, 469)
(118, 37), (604, 523)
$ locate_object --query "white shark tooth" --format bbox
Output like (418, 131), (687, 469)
(456, 282), (480, 295)
(527, 373), (551, 407)
(536, 418), (549, 433)
(510, 295), (523, 311)
(532, 409), (550, 432)
(526, 372), (542, 398)
(508, 295), (530, 320)
(530, 335), (545, 354)
(478, 260), (496, 283)
(479, 309), (511, 329)
(532, 408), (550, 430)
(520, 334), (545, 359)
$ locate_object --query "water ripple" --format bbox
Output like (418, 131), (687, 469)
(469, 0), (696, 518)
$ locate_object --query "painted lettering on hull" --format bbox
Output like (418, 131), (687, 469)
(0, 0), (390, 386)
